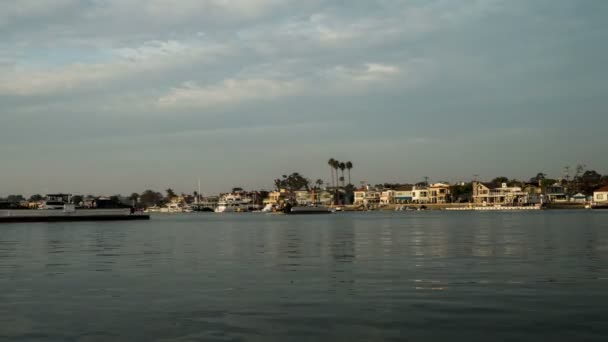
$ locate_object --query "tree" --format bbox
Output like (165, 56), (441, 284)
(165, 188), (176, 201)
(29, 194), (44, 202)
(140, 190), (163, 207)
(331, 159), (340, 204)
(529, 172), (546, 185)
(275, 172), (310, 202)
(328, 158), (336, 191)
(339, 162), (346, 187)
(6, 195), (25, 204)
(346, 161), (353, 185)
(72, 195), (84, 205)
(451, 183), (473, 203)
(578, 170), (603, 194)
(491, 177), (509, 186)
(232, 187), (244, 193)
(110, 195), (122, 205)
(315, 179), (324, 189)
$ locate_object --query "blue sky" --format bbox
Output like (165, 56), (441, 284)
(1, 0), (607, 196)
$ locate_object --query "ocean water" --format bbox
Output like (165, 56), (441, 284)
(1, 211), (607, 341)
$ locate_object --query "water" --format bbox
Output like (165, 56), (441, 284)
(1, 211), (607, 341)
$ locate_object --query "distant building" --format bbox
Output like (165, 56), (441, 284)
(393, 185), (413, 204)
(571, 193), (587, 203)
(263, 191), (284, 205)
(428, 183), (451, 204)
(593, 186), (608, 204)
(545, 182), (567, 202)
(294, 190), (312, 205)
(472, 182), (529, 205)
(353, 186), (380, 206)
(412, 186), (429, 204)
(380, 190), (395, 205)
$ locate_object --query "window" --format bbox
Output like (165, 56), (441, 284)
(598, 194), (605, 200)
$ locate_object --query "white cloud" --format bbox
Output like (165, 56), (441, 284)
(0, 39), (232, 96)
(158, 78), (302, 109)
(157, 62), (405, 109)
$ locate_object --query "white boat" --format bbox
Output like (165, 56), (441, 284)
(215, 193), (254, 213)
(261, 203), (278, 212)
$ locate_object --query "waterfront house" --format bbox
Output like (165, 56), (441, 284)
(394, 185), (413, 203)
(353, 186), (381, 206)
(412, 186), (429, 204)
(545, 182), (567, 202)
(263, 191), (284, 205)
(593, 186), (608, 204)
(428, 183), (451, 204)
(294, 190), (312, 205)
(472, 182), (528, 205)
(380, 190), (395, 205)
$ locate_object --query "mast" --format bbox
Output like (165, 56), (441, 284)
(197, 179), (201, 203)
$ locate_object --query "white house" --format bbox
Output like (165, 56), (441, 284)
(472, 182), (529, 205)
(593, 186), (608, 204)
(412, 186), (429, 204)
(394, 185), (413, 204)
(354, 186), (381, 206)
(380, 190), (395, 205)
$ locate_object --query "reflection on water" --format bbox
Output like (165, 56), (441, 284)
(1, 211), (608, 341)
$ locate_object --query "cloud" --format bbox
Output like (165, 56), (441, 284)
(0, 39), (232, 96)
(157, 62), (404, 109)
(158, 78), (302, 109)
(2, 0), (607, 195)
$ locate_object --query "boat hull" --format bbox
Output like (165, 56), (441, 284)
(285, 206), (333, 215)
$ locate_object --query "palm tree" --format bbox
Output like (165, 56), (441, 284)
(316, 179), (324, 189)
(333, 160), (340, 185)
(328, 158), (336, 190)
(346, 161), (353, 185)
(339, 162), (346, 187)
(314, 179), (324, 203)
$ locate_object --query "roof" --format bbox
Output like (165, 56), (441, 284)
(474, 182), (493, 189)
(430, 183), (450, 188)
(395, 185), (413, 191)
(595, 185), (608, 193)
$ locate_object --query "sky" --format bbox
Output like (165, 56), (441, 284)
(1, 0), (607, 196)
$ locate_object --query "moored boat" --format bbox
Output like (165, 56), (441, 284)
(283, 203), (333, 215)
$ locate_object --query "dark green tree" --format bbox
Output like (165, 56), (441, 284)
(140, 190), (163, 207)
(165, 188), (176, 201)
(346, 161), (353, 185)
(72, 195), (84, 205)
(29, 194), (44, 202)
(6, 195), (25, 204)
(327, 158), (336, 190)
